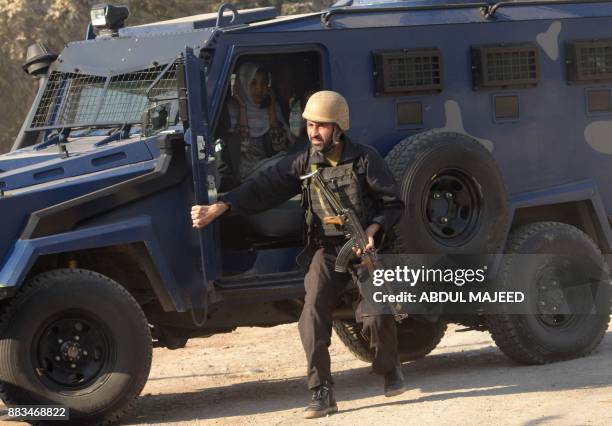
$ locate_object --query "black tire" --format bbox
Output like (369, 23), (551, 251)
(486, 222), (612, 364)
(385, 130), (507, 253)
(333, 319), (447, 363)
(0, 269), (152, 425)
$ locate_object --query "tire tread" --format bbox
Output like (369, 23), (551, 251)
(486, 222), (611, 365)
(0, 269), (152, 426)
(384, 129), (507, 252)
(333, 319), (447, 363)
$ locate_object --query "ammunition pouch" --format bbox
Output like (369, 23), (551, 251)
(305, 161), (368, 238)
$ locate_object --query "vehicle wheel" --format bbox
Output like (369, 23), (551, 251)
(333, 319), (447, 363)
(0, 269), (152, 425)
(385, 130), (507, 253)
(486, 222), (611, 364)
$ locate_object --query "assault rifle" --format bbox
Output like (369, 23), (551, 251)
(300, 169), (407, 321)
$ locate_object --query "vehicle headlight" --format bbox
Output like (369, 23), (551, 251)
(90, 7), (107, 27)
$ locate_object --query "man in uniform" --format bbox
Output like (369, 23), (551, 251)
(191, 91), (406, 418)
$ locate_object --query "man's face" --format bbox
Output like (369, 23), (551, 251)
(307, 121), (334, 152)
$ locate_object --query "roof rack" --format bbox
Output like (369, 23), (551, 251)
(481, 0), (612, 19)
(322, 2), (488, 26)
(214, 3), (277, 28)
(118, 5), (277, 37)
(322, 0), (612, 26)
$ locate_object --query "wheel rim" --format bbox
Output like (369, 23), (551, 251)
(33, 312), (113, 391)
(534, 257), (585, 329)
(422, 168), (482, 246)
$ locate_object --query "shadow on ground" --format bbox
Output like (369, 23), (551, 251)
(125, 330), (612, 424)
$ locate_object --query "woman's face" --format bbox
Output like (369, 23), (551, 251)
(249, 71), (269, 105)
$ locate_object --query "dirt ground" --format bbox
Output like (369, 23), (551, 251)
(1, 322), (610, 425)
(118, 322), (612, 426)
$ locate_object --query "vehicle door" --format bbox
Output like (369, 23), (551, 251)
(179, 47), (220, 317)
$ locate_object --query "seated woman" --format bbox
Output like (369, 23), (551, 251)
(219, 62), (293, 190)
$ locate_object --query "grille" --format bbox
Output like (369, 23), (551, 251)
(30, 62), (178, 129)
(472, 44), (539, 90)
(567, 39), (612, 84)
(580, 46), (612, 76)
(486, 51), (537, 82)
(387, 56), (440, 88)
(373, 48), (443, 96)
(147, 62), (179, 101)
(32, 73), (106, 128)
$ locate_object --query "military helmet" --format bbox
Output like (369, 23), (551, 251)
(302, 90), (350, 131)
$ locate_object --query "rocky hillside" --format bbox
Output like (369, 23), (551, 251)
(0, 0), (333, 153)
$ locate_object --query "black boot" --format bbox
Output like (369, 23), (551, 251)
(384, 364), (405, 397)
(304, 381), (338, 419)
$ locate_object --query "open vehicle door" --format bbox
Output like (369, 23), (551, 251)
(177, 47), (219, 323)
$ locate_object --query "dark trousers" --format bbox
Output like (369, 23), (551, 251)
(298, 246), (399, 389)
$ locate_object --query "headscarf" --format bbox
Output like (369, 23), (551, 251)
(234, 62), (271, 137)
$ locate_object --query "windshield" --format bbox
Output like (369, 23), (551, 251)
(29, 62), (178, 131)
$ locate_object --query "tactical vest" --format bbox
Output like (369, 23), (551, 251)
(304, 160), (370, 239)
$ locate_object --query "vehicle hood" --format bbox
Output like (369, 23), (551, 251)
(0, 136), (154, 191)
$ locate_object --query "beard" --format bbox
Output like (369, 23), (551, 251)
(310, 135), (333, 152)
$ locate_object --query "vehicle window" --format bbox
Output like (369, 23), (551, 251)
(29, 63), (178, 130)
(215, 51), (320, 192)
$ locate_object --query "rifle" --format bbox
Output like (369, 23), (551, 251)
(301, 169), (407, 321)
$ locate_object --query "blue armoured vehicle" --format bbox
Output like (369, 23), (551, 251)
(1, 0), (611, 423)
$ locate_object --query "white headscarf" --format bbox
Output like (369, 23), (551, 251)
(234, 62), (271, 137)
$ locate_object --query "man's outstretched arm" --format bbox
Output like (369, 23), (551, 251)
(191, 202), (230, 228)
(191, 152), (307, 228)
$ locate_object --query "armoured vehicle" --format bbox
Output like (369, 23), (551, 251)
(1, 0), (611, 423)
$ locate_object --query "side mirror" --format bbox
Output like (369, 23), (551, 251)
(22, 43), (57, 78)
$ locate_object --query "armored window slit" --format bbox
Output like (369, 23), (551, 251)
(373, 48), (443, 96)
(567, 39), (612, 84)
(471, 43), (539, 90)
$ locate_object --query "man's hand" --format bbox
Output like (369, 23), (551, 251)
(353, 223), (381, 256)
(191, 202), (229, 228)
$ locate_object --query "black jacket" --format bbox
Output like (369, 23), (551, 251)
(220, 136), (404, 238)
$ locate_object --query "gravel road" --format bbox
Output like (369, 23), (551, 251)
(1, 322), (610, 425)
(121, 322), (612, 426)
